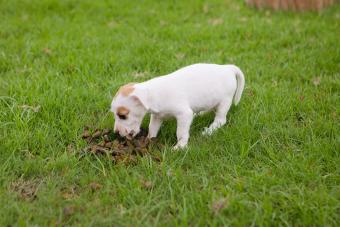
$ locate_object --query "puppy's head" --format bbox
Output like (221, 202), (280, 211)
(110, 83), (148, 137)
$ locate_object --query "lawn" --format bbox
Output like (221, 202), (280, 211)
(0, 0), (339, 226)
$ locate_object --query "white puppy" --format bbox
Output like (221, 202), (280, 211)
(111, 63), (245, 149)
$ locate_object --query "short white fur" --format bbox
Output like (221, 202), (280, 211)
(111, 63), (245, 149)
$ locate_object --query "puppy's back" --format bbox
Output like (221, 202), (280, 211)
(142, 64), (238, 112)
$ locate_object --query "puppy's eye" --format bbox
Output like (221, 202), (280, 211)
(117, 114), (127, 120)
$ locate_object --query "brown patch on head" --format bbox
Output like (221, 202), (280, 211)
(115, 83), (136, 97)
(117, 106), (130, 116)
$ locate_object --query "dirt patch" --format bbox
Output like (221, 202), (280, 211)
(63, 205), (76, 217)
(140, 179), (154, 190)
(10, 178), (41, 201)
(211, 197), (229, 215)
(88, 182), (102, 192)
(81, 127), (163, 165)
(61, 186), (79, 200)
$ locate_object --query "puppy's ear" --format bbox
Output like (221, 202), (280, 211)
(131, 88), (150, 111)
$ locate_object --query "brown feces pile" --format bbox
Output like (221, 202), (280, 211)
(81, 127), (162, 165)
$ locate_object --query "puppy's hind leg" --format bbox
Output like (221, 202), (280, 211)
(202, 98), (232, 136)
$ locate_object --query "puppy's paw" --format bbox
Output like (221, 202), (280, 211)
(173, 143), (187, 151)
(202, 127), (214, 136)
(147, 133), (156, 139)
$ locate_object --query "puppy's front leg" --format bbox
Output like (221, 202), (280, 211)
(148, 114), (162, 138)
(174, 109), (193, 150)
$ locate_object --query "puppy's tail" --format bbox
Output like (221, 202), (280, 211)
(230, 65), (245, 105)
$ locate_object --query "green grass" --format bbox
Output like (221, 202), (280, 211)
(1, 0), (339, 226)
